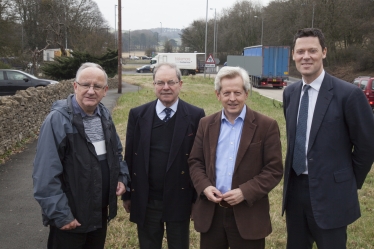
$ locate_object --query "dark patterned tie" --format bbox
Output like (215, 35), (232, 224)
(163, 108), (172, 122)
(292, 85), (311, 175)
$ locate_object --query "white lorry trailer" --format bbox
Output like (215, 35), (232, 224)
(150, 53), (205, 75)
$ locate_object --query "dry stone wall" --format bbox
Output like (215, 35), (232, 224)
(0, 77), (119, 156)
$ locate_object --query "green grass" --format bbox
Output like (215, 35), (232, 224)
(107, 74), (374, 248)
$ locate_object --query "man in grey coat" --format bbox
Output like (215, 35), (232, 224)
(33, 62), (130, 249)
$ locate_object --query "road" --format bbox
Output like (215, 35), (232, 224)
(127, 69), (300, 103)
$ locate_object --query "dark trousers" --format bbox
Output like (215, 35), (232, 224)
(47, 208), (108, 249)
(286, 170), (347, 249)
(200, 204), (265, 249)
(137, 199), (190, 249)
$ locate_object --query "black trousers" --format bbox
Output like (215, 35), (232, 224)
(47, 208), (108, 249)
(137, 199), (190, 249)
(200, 204), (265, 249)
(286, 170), (347, 249)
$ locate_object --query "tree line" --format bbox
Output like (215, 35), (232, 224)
(180, 0), (374, 72)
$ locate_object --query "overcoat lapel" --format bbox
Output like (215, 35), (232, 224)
(308, 74), (333, 152)
(166, 100), (189, 171)
(233, 106), (256, 174)
(138, 100), (157, 175)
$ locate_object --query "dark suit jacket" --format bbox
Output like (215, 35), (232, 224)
(123, 99), (205, 227)
(282, 73), (374, 229)
(188, 106), (283, 240)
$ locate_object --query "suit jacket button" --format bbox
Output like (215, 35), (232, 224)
(132, 189), (135, 192)
(181, 171), (185, 174)
(181, 188), (184, 189)
(134, 173), (136, 176)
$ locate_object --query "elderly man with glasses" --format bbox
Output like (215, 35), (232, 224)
(122, 62), (205, 249)
(33, 62), (130, 249)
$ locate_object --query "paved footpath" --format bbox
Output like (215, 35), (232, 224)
(0, 82), (139, 249)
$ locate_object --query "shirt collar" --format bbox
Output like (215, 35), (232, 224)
(72, 95), (101, 117)
(221, 105), (247, 123)
(302, 70), (325, 92)
(156, 98), (179, 115)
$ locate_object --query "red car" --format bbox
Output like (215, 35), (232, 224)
(352, 76), (374, 111)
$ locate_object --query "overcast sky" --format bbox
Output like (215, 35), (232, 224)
(93, 0), (271, 30)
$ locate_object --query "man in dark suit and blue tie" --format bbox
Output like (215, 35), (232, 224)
(283, 28), (374, 249)
(122, 62), (205, 249)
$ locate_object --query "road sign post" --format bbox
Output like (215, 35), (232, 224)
(205, 53), (216, 74)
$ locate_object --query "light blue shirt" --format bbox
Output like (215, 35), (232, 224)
(155, 99), (179, 120)
(215, 106), (246, 194)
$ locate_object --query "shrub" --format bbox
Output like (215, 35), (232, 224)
(42, 49), (118, 80)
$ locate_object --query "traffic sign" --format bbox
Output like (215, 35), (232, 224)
(205, 64), (216, 68)
(205, 54), (216, 64)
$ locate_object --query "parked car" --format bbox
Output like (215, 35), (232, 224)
(136, 65), (152, 73)
(130, 55), (139, 60)
(0, 69), (59, 96)
(140, 56), (151, 60)
(352, 76), (374, 110)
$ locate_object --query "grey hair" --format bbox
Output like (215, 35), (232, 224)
(75, 62), (108, 84)
(214, 66), (250, 92)
(153, 62), (182, 81)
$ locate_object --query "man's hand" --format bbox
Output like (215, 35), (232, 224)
(222, 188), (244, 206)
(116, 182), (126, 196)
(60, 219), (81, 230)
(203, 186), (223, 203)
(123, 200), (131, 213)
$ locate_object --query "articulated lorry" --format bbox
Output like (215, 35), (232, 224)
(227, 45), (290, 88)
(150, 53), (205, 75)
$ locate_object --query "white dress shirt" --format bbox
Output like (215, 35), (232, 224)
(155, 99), (179, 120)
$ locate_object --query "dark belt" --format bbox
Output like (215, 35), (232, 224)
(218, 200), (233, 208)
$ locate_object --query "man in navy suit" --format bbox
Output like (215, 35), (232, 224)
(283, 28), (374, 249)
(122, 62), (205, 249)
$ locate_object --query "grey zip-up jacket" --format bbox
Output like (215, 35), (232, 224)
(33, 94), (130, 233)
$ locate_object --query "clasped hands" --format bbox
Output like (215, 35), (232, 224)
(203, 186), (244, 206)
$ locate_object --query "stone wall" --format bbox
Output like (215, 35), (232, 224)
(0, 77), (119, 156)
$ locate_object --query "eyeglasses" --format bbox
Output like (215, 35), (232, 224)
(76, 81), (107, 91)
(154, 80), (179, 87)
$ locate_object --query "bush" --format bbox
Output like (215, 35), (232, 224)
(0, 61), (11, 69)
(42, 49), (118, 80)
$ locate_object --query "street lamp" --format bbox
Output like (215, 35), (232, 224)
(210, 8), (216, 59)
(129, 29), (131, 57)
(301, 2), (316, 28)
(312, 2), (315, 28)
(204, 0), (208, 78)
(254, 15), (264, 45)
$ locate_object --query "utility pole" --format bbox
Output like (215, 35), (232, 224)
(204, 0), (208, 78)
(114, 5), (117, 47)
(117, 1), (122, 93)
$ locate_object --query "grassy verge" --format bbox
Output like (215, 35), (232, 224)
(107, 74), (374, 249)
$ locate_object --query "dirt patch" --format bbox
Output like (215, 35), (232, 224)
(289, 63), (374, 83)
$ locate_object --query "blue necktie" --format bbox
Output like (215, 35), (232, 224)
(163, 108), (172, 122)
(292, 85), (311, 175)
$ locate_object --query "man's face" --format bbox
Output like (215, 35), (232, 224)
(153, 65), (182, 107)
(74, 67), (108, 115)
(293, 36), (327, 84)
(216, 76), (248, 122)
